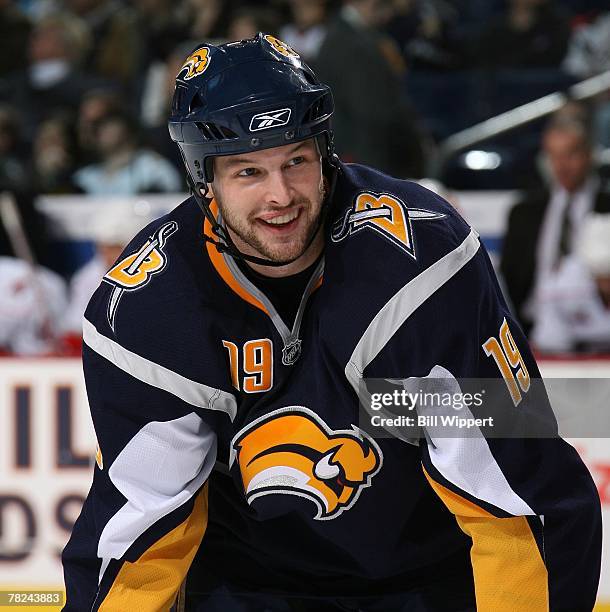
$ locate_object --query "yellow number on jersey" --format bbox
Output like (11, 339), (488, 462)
(482, 318), (530, 406)
(222, 338), (274, 393)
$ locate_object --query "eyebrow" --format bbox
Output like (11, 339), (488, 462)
(220, 141), (310, 168)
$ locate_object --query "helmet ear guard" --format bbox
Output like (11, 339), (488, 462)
(168, 33), (338, 267)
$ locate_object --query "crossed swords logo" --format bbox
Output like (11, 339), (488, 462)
(331, 199), (446, 262)
(105, 221), (178, 331)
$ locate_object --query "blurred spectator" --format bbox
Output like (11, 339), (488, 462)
(0, 0), (32, 77)
(0, 105), (28, 193)
(0, 107), (50, 264)
(563, 12), (610, 149)
(65, 0), (141, 89)
(279, 0), (329, 62)
(0, 256), (67, 355)
(314, 0), (428, 178)
(500, 113), (610, 334)
(563, 11), (610, 78)
(77, 88), (123, 163)
(4, 12), (106, 140)
(15, 0), (61, 20)
(139, 44), (192, 171)
(474, 0), (571, 69)
(31, 115), (79, 193)
(132, 0), (190, 123)
(186, 0), (232, 41)
(228, 6), (281, 42)
(385, 0), (465, 71)
(73, 111), (182, 194)
(60, 209), (148, 347)
(531, 214), (610, 353)
(133, 0), (189, 64)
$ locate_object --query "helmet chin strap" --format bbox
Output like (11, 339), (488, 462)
(189, 158), (339, 268)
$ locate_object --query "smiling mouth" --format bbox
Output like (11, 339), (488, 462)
(258, 209), (301, 229)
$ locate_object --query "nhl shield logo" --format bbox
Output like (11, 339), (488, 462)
(249, 108), (292, 132)
(282, 338), (302, 365)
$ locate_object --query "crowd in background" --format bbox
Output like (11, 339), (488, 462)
(1, 0), (610, 356)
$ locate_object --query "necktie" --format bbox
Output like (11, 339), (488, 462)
(557, 195), (572, 265)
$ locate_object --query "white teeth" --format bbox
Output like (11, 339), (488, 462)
(264, 211), (298, 225)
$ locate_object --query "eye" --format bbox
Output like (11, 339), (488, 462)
(237, 167), (258, 177)
(287, 155), (305, 167)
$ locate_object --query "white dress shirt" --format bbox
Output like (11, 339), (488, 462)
(524, 176), (599, 321)
(532, 255), (610, 353)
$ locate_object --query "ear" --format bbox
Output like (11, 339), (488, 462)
(203, 183), (215, 199)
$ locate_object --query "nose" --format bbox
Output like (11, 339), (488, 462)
(264, 170), (293, 208)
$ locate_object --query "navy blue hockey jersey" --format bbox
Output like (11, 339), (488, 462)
(62, 161), (601, 611)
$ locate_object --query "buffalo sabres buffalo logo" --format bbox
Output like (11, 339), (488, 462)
(178, 46), (211, 80)
(103, 221), (178, 330)
(332, 192), (445, 259)
(230, 407), (383, 520)
(264, 34), (299, 58)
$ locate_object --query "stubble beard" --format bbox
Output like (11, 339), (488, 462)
(217, 179), (326, 263)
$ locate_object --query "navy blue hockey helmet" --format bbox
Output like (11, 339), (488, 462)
(168, 33), (335, 191)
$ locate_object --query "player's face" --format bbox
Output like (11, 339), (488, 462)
(208, 139), (326, 270)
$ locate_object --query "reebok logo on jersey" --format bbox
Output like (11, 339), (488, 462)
(230, 407), (383, 520)
(249, 108), (292, 132)
(178, 46), (211, 80)
(331, 192), (446, 259)
(103, 221), (178, 330)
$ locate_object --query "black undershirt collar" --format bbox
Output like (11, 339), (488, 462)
(236, 255), (323, 328)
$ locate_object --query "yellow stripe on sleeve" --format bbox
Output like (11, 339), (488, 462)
(99, 484), (208, 611)
(423, 466), (549, 612)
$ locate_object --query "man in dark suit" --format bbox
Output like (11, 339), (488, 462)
(313, 0), (428, 178)
(500, 116), (610, 334)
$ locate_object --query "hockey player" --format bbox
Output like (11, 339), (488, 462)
(62, 34), (601, 611)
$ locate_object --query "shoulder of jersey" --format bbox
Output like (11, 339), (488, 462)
(83, 196), (212, 358)
(329, 162), (473, 280)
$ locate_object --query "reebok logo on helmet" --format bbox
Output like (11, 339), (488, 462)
(249, 108), (292, 131)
